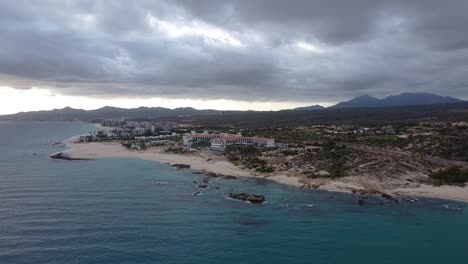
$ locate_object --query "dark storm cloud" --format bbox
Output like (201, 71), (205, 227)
(0, 0), (468, 102)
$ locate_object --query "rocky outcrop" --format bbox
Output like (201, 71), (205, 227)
(205, 171), (220, 177)
(228, 192), (266, 204)
(352, 188), (399, 203)
(172, 164), (191, 169)
(50, 152), (91, 160)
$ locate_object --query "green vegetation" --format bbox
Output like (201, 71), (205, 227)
(364, 135), (402, 145)
(321, 141), (348, 178)
(256, 167), (274, 173)
(193, 142), (211, 148)
(280, 149), (299, 156)
(164, 146), (189, 154)
(438, 136), (468, 162)
(225, 146), (270, 170)
(430, 166), (468, 186)
(225, 145), (261, 155)
(120, 141), (132, 149)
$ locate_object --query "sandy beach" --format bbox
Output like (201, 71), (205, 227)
(64, 138), (468, 202)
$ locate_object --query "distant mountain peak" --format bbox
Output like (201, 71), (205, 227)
(293, 105), (325, 111)
(355, 94), (376, 99)
(331, 92), (464, 109)
(99, 106), (121, 110)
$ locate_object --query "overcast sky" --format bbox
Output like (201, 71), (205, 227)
(1, 0), (468, 114)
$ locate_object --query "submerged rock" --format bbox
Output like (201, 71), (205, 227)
(51, 142), (66, 147)
(381, 193), (398, 202)
(358, 195), (369, 206)
(228, 192), (266, 204)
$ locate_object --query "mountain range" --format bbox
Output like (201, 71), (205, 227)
(0, 106), (221, 122)
(0, 92), (465, 122)
(292, 92), (464, 110)
(329, 92), (464, 109)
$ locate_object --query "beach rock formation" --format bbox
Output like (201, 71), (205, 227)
(205, 171), (220, 177)
(172, 164), (191, 169)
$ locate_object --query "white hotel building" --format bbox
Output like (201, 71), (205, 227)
(183, 131), (275, 151)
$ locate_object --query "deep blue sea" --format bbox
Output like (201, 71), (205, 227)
(0, 122), (467, 264)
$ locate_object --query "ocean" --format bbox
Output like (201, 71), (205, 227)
(0, 121), (467, 264)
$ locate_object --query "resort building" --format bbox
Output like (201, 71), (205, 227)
(183, 131), (275, 151)
(182, 131), (220, 146)
(133, 127), (146, 136)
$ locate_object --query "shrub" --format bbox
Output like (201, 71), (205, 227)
(256, 167), (274, 173)
(164, 146), (188, 154)
(364, 135), (402, 145)
(321, 141), (348, 178)
(280, 149), (298, 156)
(430, 166), (468, 186)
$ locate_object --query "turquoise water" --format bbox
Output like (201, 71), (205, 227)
(0, 122), (467, 264)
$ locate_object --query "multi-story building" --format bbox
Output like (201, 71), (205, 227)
(183, 132), (275, 151)
(133, 127), (146, 136)
(182, 131), (220, 146)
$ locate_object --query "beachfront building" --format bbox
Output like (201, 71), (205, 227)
(183, 131), (275, 151)
(182, 131), (220, 146)
(133, 127), (146, 136)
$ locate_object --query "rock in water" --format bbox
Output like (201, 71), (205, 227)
(50, 152), (91, 160)
(51, 142), (65, 147)
(228, 192), (266, 204)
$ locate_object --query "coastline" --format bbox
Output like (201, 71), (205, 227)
(63, 137), (468, 203)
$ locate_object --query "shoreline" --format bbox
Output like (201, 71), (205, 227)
(63, 137), (468, 203)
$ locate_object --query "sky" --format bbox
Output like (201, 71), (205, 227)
(1, 0), (468, 114)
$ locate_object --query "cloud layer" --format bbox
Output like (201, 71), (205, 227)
(1, 0), (468, 103)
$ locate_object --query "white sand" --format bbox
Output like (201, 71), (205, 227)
(389, 185), (468, 203)
(64, 138), (468, 202)
(65, 138), (301, 185)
